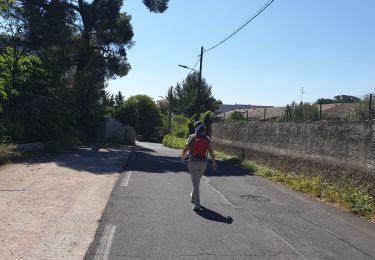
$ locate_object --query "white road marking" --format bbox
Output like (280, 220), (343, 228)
(121, 171), (132, 187)
(94, 224), (117, 260)
(203, 176), (241, 209)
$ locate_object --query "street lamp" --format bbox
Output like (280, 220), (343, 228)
(178, 64), (199, 72)
(178, 46), (204, 114)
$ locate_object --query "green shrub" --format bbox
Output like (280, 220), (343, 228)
(162, 134), (185, 149)
(117, 95), (163, 141)
(225, 111), (246, 122)
(2, 121), (23, 143)
(171, 115), (189, 138)
(341, 187), (375, 217)
(321, 183), (340, 203)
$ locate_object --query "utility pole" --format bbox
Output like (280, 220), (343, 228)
(168, 86), (173, 133)
(300, 87), (305, 103)
(197, 46), (204, 113)
(369, 93), (373, 120)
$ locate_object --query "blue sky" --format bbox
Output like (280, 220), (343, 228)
(107, 0), (375, 106)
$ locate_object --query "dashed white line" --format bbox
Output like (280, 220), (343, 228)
(203, 176), (241, 209)
(121, 171), (132, 187)
(94, 224), (117, 260)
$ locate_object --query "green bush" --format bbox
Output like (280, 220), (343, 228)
(171, 115), (189, 138)
(0, 121), (23, 143)
(341, 187), (375, 217)
(225, 111), (246, 122)
(162, 134), (185, 149)
(117, 95), (163, 141)
(21, 102), (78, 143)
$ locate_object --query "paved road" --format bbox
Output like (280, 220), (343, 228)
(85, 142), (375, 260)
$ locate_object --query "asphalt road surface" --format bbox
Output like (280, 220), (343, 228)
(85, 142), (375, 260)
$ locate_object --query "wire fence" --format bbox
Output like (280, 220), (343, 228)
(0, 93), (50, 122)
(215, 93), (375, 123)
(0, 93), (73, 143)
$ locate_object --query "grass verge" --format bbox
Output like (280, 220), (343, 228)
(215, 151), (375, 221)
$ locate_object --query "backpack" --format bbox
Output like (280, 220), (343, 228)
(190, 135), (209, 159)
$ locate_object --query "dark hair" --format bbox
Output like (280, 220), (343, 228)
(194, 121), (203, 128)
(194, 121), (205, 134)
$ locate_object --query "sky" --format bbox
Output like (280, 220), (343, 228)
(107, 0), (375, 107)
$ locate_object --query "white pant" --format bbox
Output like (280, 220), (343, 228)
(188, 160), (207, 203)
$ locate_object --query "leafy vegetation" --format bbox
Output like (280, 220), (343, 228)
(173, 72), (221, 117)
(215, 151), (375, 219)
(0, 0), (169, 146)
(170, 115), (190, 138)
(162, 134), (185, 149)
(342, 94), (375, 121)
(315, 95), (361, 104)
(116, 95), (163, 141)
(288, 102), (319, 122)
(225, 111), (246, 122)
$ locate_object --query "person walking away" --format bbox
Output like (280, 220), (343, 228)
(180, 121), (217, 210)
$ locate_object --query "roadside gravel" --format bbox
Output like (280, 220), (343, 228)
(0, 146), (131, 259)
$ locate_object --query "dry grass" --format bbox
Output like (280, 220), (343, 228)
(0, 143), (20, 165)
(216, 151), (375, 220)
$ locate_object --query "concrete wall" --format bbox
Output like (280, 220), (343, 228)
(211, 121), (375, 196)
(103, 118), (136, 145)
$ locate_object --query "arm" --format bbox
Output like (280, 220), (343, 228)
(180, 143), (190, 160)
(208, 143), (217, 171)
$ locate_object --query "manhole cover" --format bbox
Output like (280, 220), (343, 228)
(240, 195), (270, 203)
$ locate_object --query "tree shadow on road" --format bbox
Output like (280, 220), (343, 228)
(194, 206), (233, 224)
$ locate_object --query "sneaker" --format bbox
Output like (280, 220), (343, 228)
(193, 203), (201, 211)
(190, 192), (195, 204)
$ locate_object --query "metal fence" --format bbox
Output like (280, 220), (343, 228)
(0, 93), (70, 143)
(0, 93), (51, 122)
(215, 93), (375, 123)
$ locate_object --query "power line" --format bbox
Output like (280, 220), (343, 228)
(191, 58), (200, 72)
(204, 0), (275, 54)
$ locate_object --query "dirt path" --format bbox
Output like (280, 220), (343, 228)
(0, 146), (131, 259)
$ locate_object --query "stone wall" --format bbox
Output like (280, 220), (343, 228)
(211, 121), (375, 196)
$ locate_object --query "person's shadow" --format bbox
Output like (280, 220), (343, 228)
(195, 206), (233, 224)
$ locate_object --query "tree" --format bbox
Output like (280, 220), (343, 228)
(1, 0), (170, 138)
(19, 0), (169, 136)
(226, 111), (246, 122)
(0, 47), (48, 100)
(174, 72), (221, 116)
(315, 98), (334, 104)
(333, 95), (361, 103)
(142, 0), (169, 13)
(117, 95), (162, 140)
(115, 91), (125, 107)
(0, 0), (25, 99)
(290, 102), (319, 122)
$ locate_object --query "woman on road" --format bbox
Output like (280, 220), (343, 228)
(180, 121), (217, 210)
